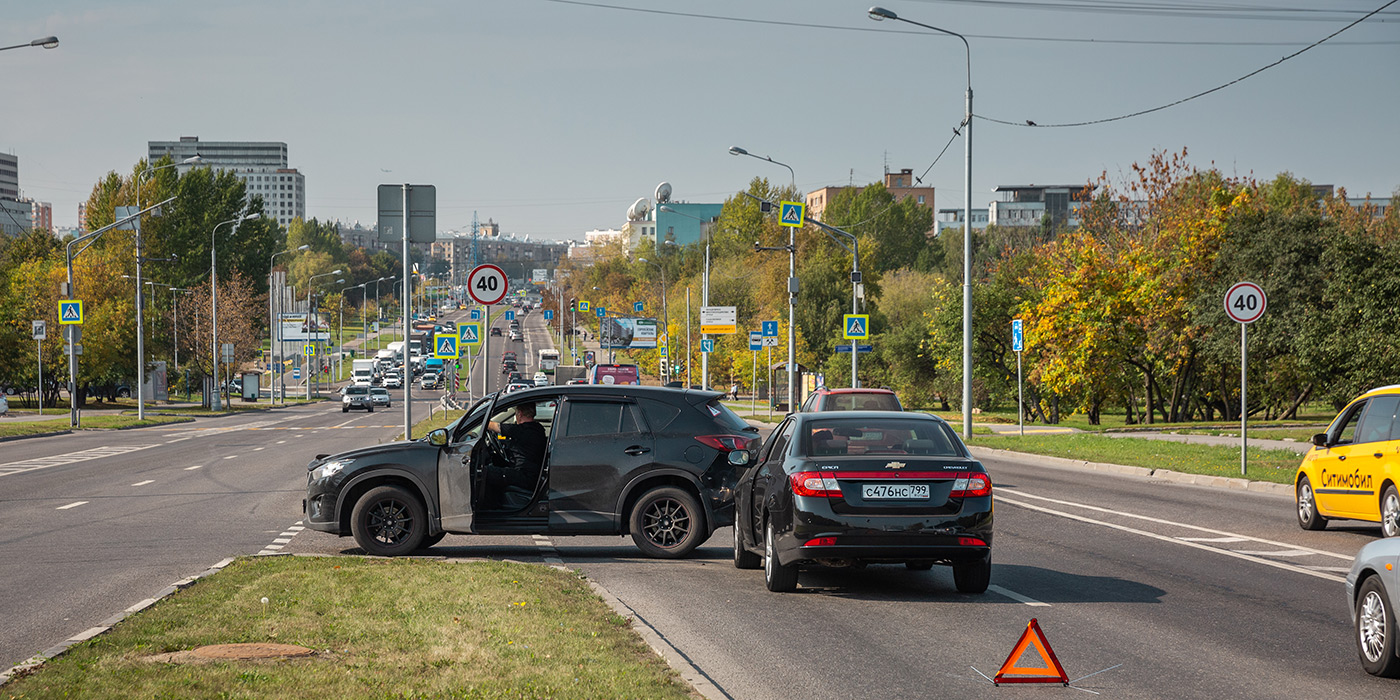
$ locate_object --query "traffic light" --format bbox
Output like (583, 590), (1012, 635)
(659, 358), (669, 378)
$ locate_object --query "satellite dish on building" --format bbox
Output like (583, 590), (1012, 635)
(627, 197), (651, 221)
(655, 182), (672, 204)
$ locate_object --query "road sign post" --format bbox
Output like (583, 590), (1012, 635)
(843, 314), (869, 388)
(32, 320), (46, 415)
(1012, 319), (1024, 437)
(1224, 282), (1267, 476)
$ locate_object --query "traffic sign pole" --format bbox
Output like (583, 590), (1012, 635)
(1224, 282), (1267, 476)
(1012, 319), (1024, 437)
(402, 184), (412, 439)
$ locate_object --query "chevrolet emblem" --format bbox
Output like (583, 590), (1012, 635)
(886, 461), (906, 470)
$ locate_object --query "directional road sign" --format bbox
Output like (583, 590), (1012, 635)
(1012, 319), (1024, 352)
(470, 309), (481, 321)
(434, 334), (459, 359)
(59, 300), (83, 325)
(700, 306), (737, 334)
(543, 309), (554, 320)
(633, 301), (644, 313)
(467, 263), (509, 305)
(843, 314), (869, 340)
(578, 301), (591, 313)
(32, 320), (46, 340)
(596, 306), (606, 318)
(749, 331), (762, 351)
(505, 310), (515, 321)
(1224, 282), (1267, 324)
(459, 322), (482, 346)
(701, 338), (715, 353)
(779, 201), (806, 228)
(762, 320), (779, 337)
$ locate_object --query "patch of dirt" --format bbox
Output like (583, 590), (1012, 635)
(147, 643), (315, 664)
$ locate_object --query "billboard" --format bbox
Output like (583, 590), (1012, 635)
(532, 269), (548, 285)
(278, 312), (330, 342)
(600, 317), (658, 350)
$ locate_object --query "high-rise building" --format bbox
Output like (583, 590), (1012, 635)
(0, 153), (30, 236)
(0, 153), (18, 200)
(148, 136), (306, 227)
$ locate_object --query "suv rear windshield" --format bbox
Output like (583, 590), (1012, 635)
(823, 393), (902, 411)
(705, 399), (754, 433)
(805, 418), (961, 457)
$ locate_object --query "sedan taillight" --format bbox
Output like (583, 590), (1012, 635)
(790, 472), (843, 497)
(695, 435), (756, 452)
(950, 473), (992, 498)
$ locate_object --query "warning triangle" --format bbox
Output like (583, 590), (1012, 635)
(993, 619), (1069, 685)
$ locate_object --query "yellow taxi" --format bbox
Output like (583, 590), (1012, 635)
(1296, 384), (1400, 537)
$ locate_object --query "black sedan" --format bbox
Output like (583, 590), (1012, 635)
(305, 386), (760, 558)
(734, 411), (993, 593)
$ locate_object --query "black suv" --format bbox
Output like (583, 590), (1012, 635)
(305, 386), (759, 558)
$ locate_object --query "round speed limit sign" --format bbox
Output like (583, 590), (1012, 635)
(1224, 281), (1267, 324)
(467, 264), (509, 305)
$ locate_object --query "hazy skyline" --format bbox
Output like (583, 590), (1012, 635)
(7, 0), (1397, 239)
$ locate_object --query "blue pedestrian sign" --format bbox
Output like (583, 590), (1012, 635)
(762, 320), (779, 337)
(543, 309), (554, 320)
(1012, 319), (1024, 352)
(633, 301), (644, 313)
(459, 322), (482, 346)
(701, 338), (714, 353)
(779, 201), (806, 228)
(59, 300), (84, 325)
(578, 301), (590, 313)
(843, 314), (869, 340)
(505, 310), (515, 321)
(470, 309), (481, 320)
(659, 346), (668, 357)
(596, 306), (606, 318)
(434, 334), (459, 359)
(749, 331), (762, 351)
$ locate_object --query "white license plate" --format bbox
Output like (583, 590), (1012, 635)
(862, 483), (930, 500)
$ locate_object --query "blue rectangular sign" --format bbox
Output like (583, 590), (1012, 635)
(834, 344), (874, 353)
(762, 320), (778, 337)
(633, 301), (644, 313)
(596, 307), (606, 318)
(505, 310), (515, 321)
(749, 331), (762, 351)
(470, 309), (481, 320)
(701, 338), (714, 353)
(543, 309), (554, 320)
(1011, 318), (1024, 352)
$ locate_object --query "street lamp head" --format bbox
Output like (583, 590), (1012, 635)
(331, 269), (343, 275)
(868, 6), (897, 20)
(181, 155), (204, 165)
(296, 244), (310, 251)
(32, 36), (59, 49)
(239, 213), (258, 221)
(727, 146), (749, 156)
(335, 279), (345, 284)
(637, 258), (648, 263)
(658, 205), (674, 213)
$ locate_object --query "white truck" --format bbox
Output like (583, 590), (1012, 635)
(351, 359), (376, 386)
(386, 341), (405, 366)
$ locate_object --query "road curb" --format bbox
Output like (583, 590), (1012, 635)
(0, 557), (237, 687)
(968, 446), (1295, 497)
(0, 429), (72, 443)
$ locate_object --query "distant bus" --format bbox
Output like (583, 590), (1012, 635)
(538, 349), (560, 374)
(589, 364), (640, 386)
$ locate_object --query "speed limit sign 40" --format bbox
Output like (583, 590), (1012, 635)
(1224, 282), (1267, 324)
(467, 264), (509, 305)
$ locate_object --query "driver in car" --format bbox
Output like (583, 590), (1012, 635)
(486, 402), (547, 501)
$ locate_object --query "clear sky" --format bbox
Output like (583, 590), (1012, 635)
(7, 0), (1397, 239)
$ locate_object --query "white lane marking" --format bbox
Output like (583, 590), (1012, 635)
(1231, 549), (1316, 557)
(55, 501), (88, 510)
(161, 419), (281, 438)
(261, 543), (284, 550)
(165, 438), (190, 444)
(287, 525), (304, 531)
(223, 455), (237, 460)
(257, 519), (307, 556)
(1003, 489), (1352, 561)
(998, 495), (1346, 584)
(276, 440), (287, 444)
(1179, 536), (1247, 543)
(131, 480), (154, 487)
(988, 585), (1051, 607)
(253, 447), (265, 451)
(272, 538), (292, 544)
(0, 444), (161, 478)
(1304, 565), (1352, 573)
(184, 465), (203, 471)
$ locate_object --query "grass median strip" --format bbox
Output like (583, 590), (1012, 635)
(968, 433), (1301, 484)
(3, 556), (693, 699)
(0, 414), (192, 439)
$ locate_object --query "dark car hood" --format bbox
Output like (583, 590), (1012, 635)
(310, 440), (438, 469)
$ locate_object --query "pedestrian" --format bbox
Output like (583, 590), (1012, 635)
(729, 382), (739, 401)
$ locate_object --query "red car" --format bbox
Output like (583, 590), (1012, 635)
(799, 387), (903, 412)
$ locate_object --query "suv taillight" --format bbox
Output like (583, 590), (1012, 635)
(790, 472), (843, 497)
(695, 435), (755, 452)
(949, 473), (992, 498)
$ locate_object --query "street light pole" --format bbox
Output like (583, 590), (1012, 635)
(211, 213), (256, 410)
(729, 146), (798, 412)
(270, 244), (310, 404)
(870, 5), (974, 437)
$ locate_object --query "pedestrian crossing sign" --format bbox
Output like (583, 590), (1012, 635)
(434, 334), (459, 359)
(460, 322), (482, 346)
(843, 314), (869, 340)
(579, 301), (591, 313)
(59, 300), (84, 325)
(303, 344), (316, 357)
(659, 346), (668, 357)
(779, 201), (805, 228)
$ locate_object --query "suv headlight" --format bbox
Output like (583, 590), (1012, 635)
(312, 459), (353, 480)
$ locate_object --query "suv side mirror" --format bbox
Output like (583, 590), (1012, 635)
(728, 449), (751, 467)
(427, 428), (449, 447)
(1311, 433), (1329, 448)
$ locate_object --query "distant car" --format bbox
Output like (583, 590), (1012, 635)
(510, 331), (524, 342)
(383, 373), (403, 389)
(420, 373), (441, 390)
(503, 382), (534, 394)
(533, 372), (549, 387)
(508, 372), (526, 385)
(800, 387), (904, 412)
(342, 385), (374, 413)
(735, 411), (992, 593)
(1347, 537), (1400, 677)
(566, 379), (587, 385)
(490, 327), (502, 336)
(369, 387), (392, 409)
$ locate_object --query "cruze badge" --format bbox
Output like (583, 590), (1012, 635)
(886, 461), (906, 470)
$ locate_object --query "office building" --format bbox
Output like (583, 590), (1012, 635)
(148, 136), (306, 227)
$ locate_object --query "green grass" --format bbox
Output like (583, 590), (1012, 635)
(1171, 426), (1321, 442)
(0, 414), (193, 438)
(967, 433), (1301, 484)
(914, 401), (1342, 433)
(1, 556), (692, 700)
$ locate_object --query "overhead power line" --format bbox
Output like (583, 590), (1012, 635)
(904, 0), (1398, 22)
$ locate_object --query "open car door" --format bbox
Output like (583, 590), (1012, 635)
(437, 395), (496, 533)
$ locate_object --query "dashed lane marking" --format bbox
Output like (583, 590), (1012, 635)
(0, 445), (161, 478)
(1231, 549), (1316, 557)
(988, 585), (1051, 607)
(131, 480), (154, 487)
(55, 501), (88, 510)
(1179, 536), (1248, 543)
(257, 521), (306, 556)
(223, 455), (237, 460)
(184, 465), (203, 471)
(253, 447), (265, 451)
